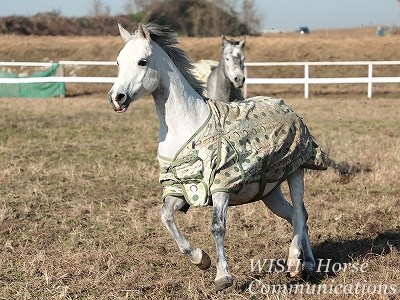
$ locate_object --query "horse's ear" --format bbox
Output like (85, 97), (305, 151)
(138, 23), (151, 41)
(118, 23), (132, 44)
(239, 36), (246, 48)
(221, 34), (228, 47)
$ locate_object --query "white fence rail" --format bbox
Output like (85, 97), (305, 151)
(0, 77), (116, 84)
(1, 61), (400, 98)
(244, 61), (400, 98)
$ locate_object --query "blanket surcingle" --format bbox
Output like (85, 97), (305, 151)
(158, 96), (327, 208)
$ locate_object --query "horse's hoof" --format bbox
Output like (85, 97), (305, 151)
(289, 270), (301, 278)
(191, 249), (211, 270)
(215, 275), (233, 291)
(301, 269), (315, 281)
(196, 250), (211, 270)
(288, 259), (302, 278)
(303, 262), (315, 274)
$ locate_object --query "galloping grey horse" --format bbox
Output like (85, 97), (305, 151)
(108, 23), (327, 291)
(206, 35), (245, 102)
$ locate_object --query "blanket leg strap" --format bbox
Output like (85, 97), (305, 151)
(253, 175), (268, 201)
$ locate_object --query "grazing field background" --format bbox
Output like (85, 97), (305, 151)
(1, 27), (400, 97)
(0, 27), (399, 299)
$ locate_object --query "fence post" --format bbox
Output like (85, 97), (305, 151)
(367, 63), (373, 98)
(304, 63), (309, 99)
(56, 62), (65, 98)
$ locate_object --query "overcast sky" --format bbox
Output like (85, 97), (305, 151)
(0, 0), (399, 30)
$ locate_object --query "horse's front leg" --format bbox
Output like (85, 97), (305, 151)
(160, 196), (211, 270)
(287, 168), (306, 277)
(211, 192), (233, 291)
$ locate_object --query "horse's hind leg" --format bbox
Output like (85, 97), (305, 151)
(262, 185), (315, 273)
(160, 196), (211, 270)
(286, 168), (307, 277)
(211, 192), (233, 291)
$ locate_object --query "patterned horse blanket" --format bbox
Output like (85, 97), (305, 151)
(158, 96), (327, 208)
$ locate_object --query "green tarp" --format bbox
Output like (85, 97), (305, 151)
(0, 63), (65, 98)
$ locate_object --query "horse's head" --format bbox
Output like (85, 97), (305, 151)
(221, 35), (245, 88)
(108, 23), (160, 113)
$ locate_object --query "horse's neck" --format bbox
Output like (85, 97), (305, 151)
(217, 56), (230, 85)
(152, 52), (209, 159)
(213, 58), (234, 102)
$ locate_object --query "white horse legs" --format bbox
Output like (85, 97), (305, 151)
(161, 170), (313, 291)
(286, 168), (308, 276)
(263, 170), (315, 276)
(161, 194), (232, 291)
(211, 192), (233, 291)
(160, 196), (211, 270)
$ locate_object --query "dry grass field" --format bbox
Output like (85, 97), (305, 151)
(1, 27), (400, 97)
(0, 27), (399, 299)
(0, 95), (399, 299)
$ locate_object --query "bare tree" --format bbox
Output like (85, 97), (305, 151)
(123, 0), (159, 14)
(87, 0), (110, 16)
(241, 0), (261, 33)
(207, 0), (235, 35)
(207, 0), (260, 34)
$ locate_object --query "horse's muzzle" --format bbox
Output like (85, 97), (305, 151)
(235, 76), (245, 88)
(108, 91), (129, 113)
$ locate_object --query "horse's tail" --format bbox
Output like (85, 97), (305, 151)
(192, 60), (218, 84)
(324, 155), (372, 183)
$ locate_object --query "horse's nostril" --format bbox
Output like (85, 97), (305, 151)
(116, 93), (126, 102)
(235, 76), (245, 84)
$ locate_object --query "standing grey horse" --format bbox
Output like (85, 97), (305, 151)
(206, 35), (245, 102)
(108, 23), (327, 291)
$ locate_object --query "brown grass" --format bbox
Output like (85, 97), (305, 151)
(0, 95), (399, 299)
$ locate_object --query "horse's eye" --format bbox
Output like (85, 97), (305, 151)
(138, 59), (147, 67)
